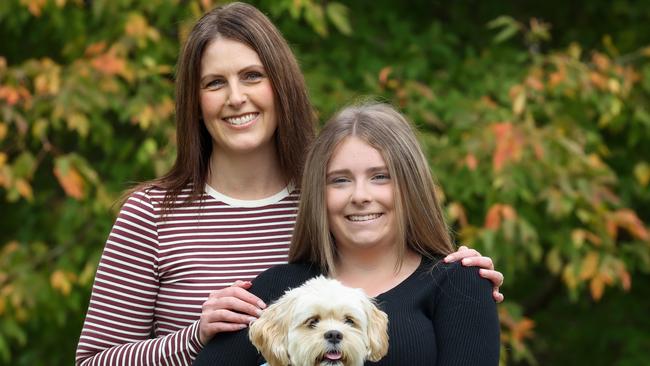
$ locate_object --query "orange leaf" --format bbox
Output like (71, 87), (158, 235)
(54, 165), (85, 200)
(464, 153), (478, 171)
(485, 204), (502, 230)
(491, 122), (525, 172)
(20, 0), (47, 17)
(512, 318), (535, 342)
(501, 205), (517, 220)
(590, 275), (605, 301)
(592, 52), (611, 72)
(85, 42), (107, 57)
(379, 66), (392, 87)
(589, 72), (608, 90)
(91, 50), (126, 76)
(532, 141), (545, 160)
(613, 209), (650, 241)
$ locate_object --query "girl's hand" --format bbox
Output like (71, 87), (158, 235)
(444, 246), (505, 303)
(198, 280), (267, 345)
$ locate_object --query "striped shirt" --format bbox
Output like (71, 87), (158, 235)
(76, 185), (299, 365)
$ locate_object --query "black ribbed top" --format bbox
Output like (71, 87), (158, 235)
(194, 256), (500, 365)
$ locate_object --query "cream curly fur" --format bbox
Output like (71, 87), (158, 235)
(249, 276), (389, 366)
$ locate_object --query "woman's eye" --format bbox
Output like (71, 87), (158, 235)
(205, 79), (225, 90)
(242, 71), (263, 82)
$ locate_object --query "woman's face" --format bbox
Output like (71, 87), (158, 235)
(325, 137), (397, 253)
(199, 37), (277, 155)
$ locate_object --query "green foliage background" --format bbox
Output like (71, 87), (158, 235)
(1, 0), (649, 364)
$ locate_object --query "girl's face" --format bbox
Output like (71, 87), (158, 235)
(325, 137), (397, 253)
(199, 37), (277, 155)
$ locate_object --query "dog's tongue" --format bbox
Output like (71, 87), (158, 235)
(325, 351), (342, 361)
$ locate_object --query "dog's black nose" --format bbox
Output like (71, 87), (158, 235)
(324, 330), (343, 344)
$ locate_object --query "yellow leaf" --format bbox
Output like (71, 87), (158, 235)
(2, 241), (20, 258)
(447, 202), (468, 228)
(513, 89), (526, 115)
(66, 113), (89, 137)
(642, 46), (650, 57)
(0, 152), (6, 167)
(634, 162), (650, 187)
(579, 251), (599, 280)
(563, 264), (578, 289)
(125, 13), (148, 37)
(50, 270), (72, 295)
(15, 178), (33, 201)
(546, 247), (563, 274)
(0, 121), (7, 141)
(53, 164), (85, 200)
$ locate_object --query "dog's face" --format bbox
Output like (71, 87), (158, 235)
(249, 276), (389, 366)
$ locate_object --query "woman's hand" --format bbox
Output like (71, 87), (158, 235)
(444, 246), (505, 303)
(198, 280), (267, 345)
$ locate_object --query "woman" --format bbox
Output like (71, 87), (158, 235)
(194, 102), (500, 365)
(75, 3), (502, 365)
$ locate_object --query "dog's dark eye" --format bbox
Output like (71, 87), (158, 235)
(345, 317), (355, 326)
(307, 317), (319, 328)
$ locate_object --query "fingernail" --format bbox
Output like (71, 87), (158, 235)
(443, 255), (451, 262)
(248, 317), (257, 323)
(239, 323), (248, 328)
(255, 309), (263, 316)
(462, 258), (470, 265)
(258, 301), (266, 308)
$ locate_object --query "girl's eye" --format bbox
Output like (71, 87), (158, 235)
(328, 176), (350, 185)
(372, 172), (390, 181)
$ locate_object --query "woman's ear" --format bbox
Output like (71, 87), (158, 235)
(249, 293), (297, 366)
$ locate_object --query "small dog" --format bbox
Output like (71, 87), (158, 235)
(249, 276), (389, 366)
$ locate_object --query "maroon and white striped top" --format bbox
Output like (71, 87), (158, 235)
(76, 185), (298, 365)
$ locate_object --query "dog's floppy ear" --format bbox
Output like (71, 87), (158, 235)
(249, 292), (297, 366)
(364, 299), (389, 362)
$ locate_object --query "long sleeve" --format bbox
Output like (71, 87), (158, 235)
(75, 191), (203, 365)
(433, 263), (500, 365)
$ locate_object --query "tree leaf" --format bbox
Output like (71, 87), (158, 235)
(53, 158), (85, 200)
(326, 2), (351, 35)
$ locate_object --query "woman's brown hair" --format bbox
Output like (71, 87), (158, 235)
(133, 2), (315, 210)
